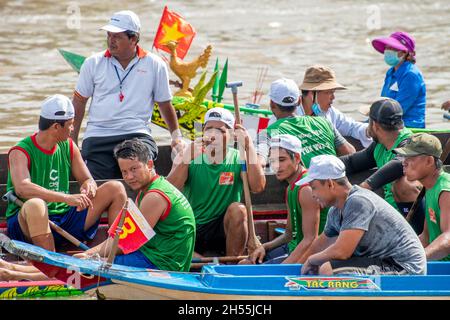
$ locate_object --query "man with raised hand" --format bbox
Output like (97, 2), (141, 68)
(168, 107), (265, 257)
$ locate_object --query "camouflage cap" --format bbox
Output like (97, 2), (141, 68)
(394, 133), (442, 158)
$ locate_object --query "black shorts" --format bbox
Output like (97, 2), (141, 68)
(81, 133), (158, 180)
(330, 257), (407, 275)
(195, 213), (226, 255)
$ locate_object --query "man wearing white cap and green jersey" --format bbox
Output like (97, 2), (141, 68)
(395, 133), (450, 261)
(257, 78), (355, 169)
(168, 108), (265, 257)
(249, 134), (326, 264)
(2, 95), (126, 280)
(300, 154), (426, 276)
(72, 10), (183, 179)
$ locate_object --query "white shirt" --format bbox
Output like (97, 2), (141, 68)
(75, 46), (172, 139)
(321, 106), (372, 148)
(268, 105), (372, 147)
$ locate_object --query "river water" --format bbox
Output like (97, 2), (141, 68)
(0, 0), (449, 152)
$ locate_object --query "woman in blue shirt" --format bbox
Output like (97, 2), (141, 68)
(372, 31), (426, 128)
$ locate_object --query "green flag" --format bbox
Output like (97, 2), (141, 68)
(212, 58), (220, 102)
(58, 49), (86, 74)
(217, 58), (228, 103)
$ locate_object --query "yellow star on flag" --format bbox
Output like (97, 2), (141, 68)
(159, 21), (187, 44)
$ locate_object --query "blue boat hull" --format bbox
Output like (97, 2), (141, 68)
(1, 235), (449, 299)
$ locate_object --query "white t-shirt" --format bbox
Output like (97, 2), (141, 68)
(75, 46), (172, 139)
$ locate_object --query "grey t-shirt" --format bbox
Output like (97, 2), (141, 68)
(324, 185), (426, 275)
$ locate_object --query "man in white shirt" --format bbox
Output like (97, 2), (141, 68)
(299, 65), (373, 148)
(71, 10), (184, 179)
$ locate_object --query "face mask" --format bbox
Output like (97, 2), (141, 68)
(384, 49), (402, 66)
(312, 103), (323, 116)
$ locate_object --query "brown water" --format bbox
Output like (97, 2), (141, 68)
(0, 0), (449, 152)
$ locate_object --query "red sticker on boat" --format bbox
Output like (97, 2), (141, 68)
(219, 172), (234, 185)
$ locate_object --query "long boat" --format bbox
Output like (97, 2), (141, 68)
(0, 234), (449, 300)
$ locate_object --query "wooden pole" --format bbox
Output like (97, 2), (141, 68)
(191, 255), (248, 264)
(106, 199), (129, 266)
(227, 82), (262, 255)
(406, 137), (450, 223)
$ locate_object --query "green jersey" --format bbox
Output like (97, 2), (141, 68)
(286, 170), (327, 253)
(373, 128), (412, 211)
(425, 171), (450, 261)
(183, 148), (242, 225)
(6, 133), (72, 218)
(264, 116), (337, 168)
(137, 176), (196, 271)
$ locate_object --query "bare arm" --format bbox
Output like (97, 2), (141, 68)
(71, 93), (89, 146)
(419, 217), (430, 248)
(82, 192), (166, 258)
(336, 141), (356, 156)
(424, 191), (450, 260)
(70, 141), (97, 198)
(283, 186), (320, 264)
(302, 229), (365, 274)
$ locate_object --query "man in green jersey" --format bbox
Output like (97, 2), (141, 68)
(339, 98), (424, 233)
(6, 95), (126, 252)
(395, 133), (450, 261)
(249, 134), (326, 264)
(167, 107), (265, 257)
(75, 139), (196, 271)
(256, 78), (355, 169)
(1, 95), (127, 281)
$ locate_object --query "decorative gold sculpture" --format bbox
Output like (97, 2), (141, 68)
(165, 40), (212, 97)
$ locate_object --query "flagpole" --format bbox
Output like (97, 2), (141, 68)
(106, 199), (129, 266)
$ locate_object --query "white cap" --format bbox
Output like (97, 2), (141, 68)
(269, 78), (300, 107)
(204, 107), (235, 128)
(296, 155), (346, 185)
(40, 94), (75, 120)
(270, 134), (302, 154)
(100, 10), (141, 33)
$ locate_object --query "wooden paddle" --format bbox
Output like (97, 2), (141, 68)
(191, 255), (248, 264)
(106, 199), (128, 266)
(406, 137), (450, 223)
(226, 81), (262, 255)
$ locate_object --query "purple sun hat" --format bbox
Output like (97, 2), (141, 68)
(372, 31), (415, 54)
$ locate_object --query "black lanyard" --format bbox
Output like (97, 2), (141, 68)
(114, 60), (138, 102)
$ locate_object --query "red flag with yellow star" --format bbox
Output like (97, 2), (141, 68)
(153, 6), (196, 59)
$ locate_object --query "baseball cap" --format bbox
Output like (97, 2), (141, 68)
(269, 78), (300, 107)
(100, 10), (141, 33)
(369, 98), (403, 126)
(270, 134), (302, 154)
(394, 133), (442, 158)
(296, 155), (346, 185)
(40, 94), (75, 120)
(204, 107), (235, 128)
